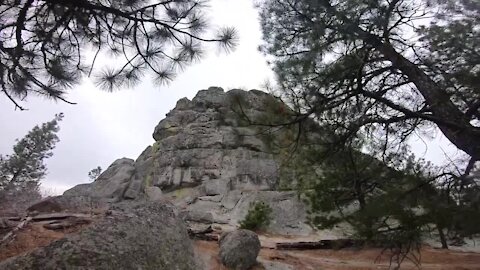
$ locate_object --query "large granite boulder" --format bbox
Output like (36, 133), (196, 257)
(63, 87), (314, 235)
(0, 202), (197, 270)
(63, 158), (135, 202)
(219, 229), (261, 270)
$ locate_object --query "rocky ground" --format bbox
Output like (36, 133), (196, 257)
(2, 223), (479, 269)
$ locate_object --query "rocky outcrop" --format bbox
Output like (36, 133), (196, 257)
(219, 229), (261, 270)
(63, 158), (136, 202)
(0, 202), (196, 270)
(63, 87), (313, 235)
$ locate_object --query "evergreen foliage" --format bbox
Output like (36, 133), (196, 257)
(286, 134), (480, 257)
(0, 113), (63, 203)
(88, 166), (102, 181)
(256, 0), (480, 256)
(258, 0), (480, 160)
(239, 201), (272, 231)
(1, 0), (237, 109)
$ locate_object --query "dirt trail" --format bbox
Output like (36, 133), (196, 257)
(194, 240), (480, 270)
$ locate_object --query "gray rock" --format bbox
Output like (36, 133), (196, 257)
(63, 158), (135, 202)
(204, 179), (230, 195)
(219, 229), (261, 270)
(229, 191), (313, 236)
(28, 195), (108, 213)
(61, 87), (315, 236)
(145, 186), (163, 201)
(62, 183), (92, 197)
(0, 202), (197, 270)
(182, 209), (215, 224)
(26, 197), (63, 213)
(65, 88), (284, 201)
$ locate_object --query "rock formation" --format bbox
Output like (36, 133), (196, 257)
(64, 87), (312, 235)
(0, 202), (196, 269)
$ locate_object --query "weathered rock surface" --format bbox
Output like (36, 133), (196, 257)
(26, 198), (63, 214)
(63, 87), (313, 235)
(219, 229), (261, 270)
(63, 158), (136, 202)
(0, 202), (196, 270)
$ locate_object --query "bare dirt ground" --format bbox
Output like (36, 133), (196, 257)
(0, 223), (87, 262)
(2, 223), (479, 269)
(194, 240), (480, 270)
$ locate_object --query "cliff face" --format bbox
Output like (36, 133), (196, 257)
(64, 87), (312, 235)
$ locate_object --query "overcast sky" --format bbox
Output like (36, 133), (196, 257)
(0, 0), (462, 195)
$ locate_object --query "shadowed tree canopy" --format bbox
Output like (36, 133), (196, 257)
(258, 0), (480, 163)
(1, 0), (237, 109)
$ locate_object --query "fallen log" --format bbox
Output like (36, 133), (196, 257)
(2, 217), (21, 222)
(276, 239), (365, 250)
(43, 217), (92, 230)
(31, 213), (91, 222)
(193, 233), (219, 241)
(0, 217), (32, 246)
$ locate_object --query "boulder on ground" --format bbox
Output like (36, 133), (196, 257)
(219, 229), (261, 270)
(0, 202), (197, 270)
(26, 197), (63, 214)
(63, 158), (136, 202)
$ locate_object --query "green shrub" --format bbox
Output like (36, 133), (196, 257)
(239, 201), (272, 230)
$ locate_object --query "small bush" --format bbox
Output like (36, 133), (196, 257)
(240, 201), (272, 230)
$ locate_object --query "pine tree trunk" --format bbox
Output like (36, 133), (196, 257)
(437, 226), (448, 249)
(373, 40), (480, 159)
(321, 3), (480, 160)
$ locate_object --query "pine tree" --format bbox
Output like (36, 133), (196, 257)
(258, 0), (480, 162)
(1, 0), (237, 109)
(0, 113), (64, 198)
(88, 166), (102, 181)
(256, 0), (480, 255)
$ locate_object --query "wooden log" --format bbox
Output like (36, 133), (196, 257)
(31, 213), (90, 222)
(0, 217), (32, 246)
(3, 216), (21, 222)
(276, 239), (365, 250)
(43, 217), (91, 230)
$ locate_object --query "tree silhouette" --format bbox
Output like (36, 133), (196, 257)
(1, 0), (237, 109)
(88, 166), (102, 181)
